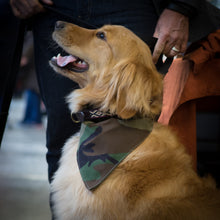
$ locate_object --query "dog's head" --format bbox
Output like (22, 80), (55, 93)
(50, 21), (163, 119)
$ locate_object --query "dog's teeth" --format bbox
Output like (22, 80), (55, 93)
(57, 53), (61, 58)
(77, 60), (86, 65)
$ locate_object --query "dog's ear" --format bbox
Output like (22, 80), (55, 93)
(114, 63), (138, 119)
(116, 87), (137, 119)
(107, 60), (162, 119)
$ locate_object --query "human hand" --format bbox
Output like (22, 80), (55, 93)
(152, 9), (189, 64)
(10, 0), (53, 19)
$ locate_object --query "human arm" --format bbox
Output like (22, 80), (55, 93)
(10, 0), (53, 19)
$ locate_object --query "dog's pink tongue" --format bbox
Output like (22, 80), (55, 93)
(57, 54), (77, 67)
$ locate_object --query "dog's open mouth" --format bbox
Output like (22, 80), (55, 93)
(51, 53), (89, 73)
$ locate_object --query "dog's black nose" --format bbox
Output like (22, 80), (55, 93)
(55, 21), (65, 30)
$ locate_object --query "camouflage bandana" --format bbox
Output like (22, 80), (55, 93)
(77, 117), (153, 190)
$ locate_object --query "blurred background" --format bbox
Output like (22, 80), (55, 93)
(0, 98), (50, 220)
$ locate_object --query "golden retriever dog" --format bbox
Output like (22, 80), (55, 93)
(50, 21), (220, 220)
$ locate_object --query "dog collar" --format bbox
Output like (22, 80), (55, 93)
(77, 117), (153, 190)
(71, 109), (119, 123)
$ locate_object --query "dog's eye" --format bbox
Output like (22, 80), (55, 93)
(96, 32), (106, 40)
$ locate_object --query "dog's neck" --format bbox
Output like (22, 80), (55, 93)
(71, 108), (119, 124)
(71, 107), (154, 131)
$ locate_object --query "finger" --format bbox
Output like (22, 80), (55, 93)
(169, 47), (180, 57)
(27, 0), (45, 14)
(163, 39), (176, 55)
(11, 5), (21, 17)
(11, 5), (30, 19)
(153, 29), (159, 39)
(14, 0), (30, 15)
(41, 0), (53, 5)
(166, 46), (181, 57)
(165, 39), (182, 57)
(162, 31), (184, 55)
(10, 0), (45, 18)
(152, 36), (167, 64)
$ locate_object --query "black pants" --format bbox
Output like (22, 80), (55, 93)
(32, 0), (159, 182)
(0, 1), (24, 144)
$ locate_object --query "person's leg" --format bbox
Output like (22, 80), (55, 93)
(0, 1), (24, 144)
(32, 12), (81, 182)
(89, 0), (159, 41)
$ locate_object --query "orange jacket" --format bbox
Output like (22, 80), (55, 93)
(159, 30), (220, 169)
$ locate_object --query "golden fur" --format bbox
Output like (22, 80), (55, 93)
(50, 21), (220, 220)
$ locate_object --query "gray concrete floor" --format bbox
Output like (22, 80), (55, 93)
(0, 98), (51, 220)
